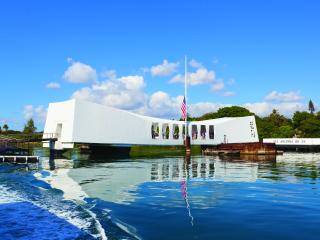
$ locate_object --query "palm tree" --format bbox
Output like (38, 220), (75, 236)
(309, 100), (315, 114)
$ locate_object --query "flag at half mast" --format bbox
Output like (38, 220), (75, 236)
(181, 96), (187, 120)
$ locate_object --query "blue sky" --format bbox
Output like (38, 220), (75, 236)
(1, 0), (320, 130)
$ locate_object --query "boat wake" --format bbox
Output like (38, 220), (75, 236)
(34, 169), (108, 240)
(0, 166), (107, 240)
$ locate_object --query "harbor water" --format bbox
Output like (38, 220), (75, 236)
(1, 152), (320, 239)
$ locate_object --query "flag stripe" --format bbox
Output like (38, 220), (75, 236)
(181, 96), (187, 120)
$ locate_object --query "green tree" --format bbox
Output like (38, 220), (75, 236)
(299, 118), (320, 137)
(255, 117), (275, 139)
(309, 99), (315, 114)
(23, 118), (37, 134)
(291, 111), (320, 137)
(266, 109), (290, 127)
(3, 124), (8, 132)
(275, 125), (295, 138)
(292, 111), (312, 129)
(197, 106), (254, 120)
(215, 106), (254, 118)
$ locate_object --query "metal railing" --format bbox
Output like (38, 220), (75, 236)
(43, 133), (60, 139)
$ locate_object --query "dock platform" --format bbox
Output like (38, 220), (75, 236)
(202, 142), (282, 157)
(0, 156), (39, 163)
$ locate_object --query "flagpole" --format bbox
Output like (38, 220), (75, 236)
(184, 55), (190, 153)
(184, 55), (188, 140)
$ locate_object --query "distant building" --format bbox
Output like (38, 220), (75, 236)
(264, 138), (320, 151)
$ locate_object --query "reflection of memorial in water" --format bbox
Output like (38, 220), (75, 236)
(150, 157), (260, 182)
(150, 158), (215, 181)
(36, 156), (266, 206)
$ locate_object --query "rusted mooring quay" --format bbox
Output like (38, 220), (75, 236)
(202, 142), (283, 156)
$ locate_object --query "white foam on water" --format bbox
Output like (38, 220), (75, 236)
(0, 175), (107, 239)
(0, 183), (89, 229)
(0, 184), (23, 204)
(34, 169), (108, 240)
(84, 205), (108, 240)
(34, 169), (88, 202)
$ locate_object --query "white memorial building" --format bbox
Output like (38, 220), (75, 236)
(43, 99), (259, 150)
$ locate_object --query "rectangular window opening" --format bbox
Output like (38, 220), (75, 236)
(209, 125), (214, 139)
(151, 123), (159, 139)
(192, 125), (198, 140)
(172, 124), (179, 139)
(200, 125), (206, 140)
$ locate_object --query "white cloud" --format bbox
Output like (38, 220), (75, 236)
(63, 60), (97, 83)
(101, 69), (117, 80)
(221, 91), (236, 97)
(188, 101), (303, 117)
(71, 72), (184, 119)
(189, 102), (226, 117)
(46, 82), (61, 89)
(170, 67), (216, 85)
(34, 106), (47, 122)
(243, 91), (305, 116)
(119, 75), (144, 90)
(212, 79), (224, 92)
(65, 59), (306, 120)
(72, 78), (183, 119)
(146, 91), (183, 118)
(244, 101), (304, 116)
(72, 75), (147, 110)
(189, 59), (203, 68)
(23, 105), (33, 120)
(71, 72), (307, 119)
(23, 105), (47, 123)
(150, 60), (179, 77)
(264, 91), (303, 102)
(143, 92), (225, 119)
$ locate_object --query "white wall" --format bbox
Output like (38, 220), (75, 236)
(188, 116), (258, 144)
(43, 99), (259, 149)
(71, 100), (185, 146)
(43, 100), (76, 149)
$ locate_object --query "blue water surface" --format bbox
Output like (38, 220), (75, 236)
(1, 153), (320, 239)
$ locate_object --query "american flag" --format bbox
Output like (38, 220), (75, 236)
(181, 96), (187, 120)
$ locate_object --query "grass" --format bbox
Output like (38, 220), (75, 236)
(0, 133), (43, 140)
(130, 145), (202, 158)
(0, 133), (44, 151)
(1, 133), (203, 158)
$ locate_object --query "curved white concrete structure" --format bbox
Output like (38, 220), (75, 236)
(43, 99), (259, 150)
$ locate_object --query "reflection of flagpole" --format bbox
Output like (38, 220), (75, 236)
(181, 155), (194, 226)
(184, 56), (191, 153)
(184, 55), (188, 140)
